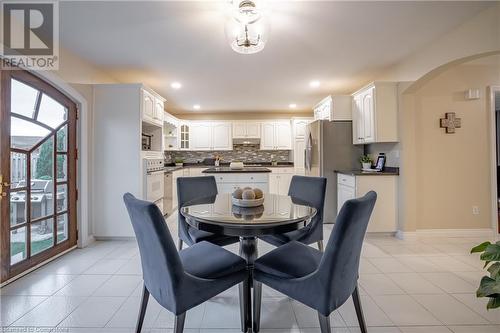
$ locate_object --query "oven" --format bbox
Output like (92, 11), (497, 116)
(143, 158), (165, 214)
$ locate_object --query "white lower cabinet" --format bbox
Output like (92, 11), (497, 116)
(337, 173), (397, 232)
(269, 168), (293, 195)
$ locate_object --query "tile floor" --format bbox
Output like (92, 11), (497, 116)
(1, 213), (499, 333)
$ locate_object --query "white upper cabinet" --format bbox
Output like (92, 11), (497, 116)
(352, 82), (398, 145)
(232, 121), (260, 139)
(142, 90), (155, 122)
(275, 122), (292, 149)
(191, 122), (212, 150)
(191, 122), (232, 151)
(293, 119), (309, 139)
(179, 122), (191, 150)
(212, 122), (232, 150)
(313, 95), (352, 121)
(260, 121), (291, 150)
(260, 122), (276, 150)
(142, 88), (165, 127)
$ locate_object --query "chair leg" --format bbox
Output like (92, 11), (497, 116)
(317, 240), (324, 252)
(136, 284), (149, 333)
(174, 312), (186, 333)
(239, 279), (250, 332)
(317, 312), (331, 333)
(253, 281), (262, 332)
(352, 285), (368, 333)
(177, 239), (183, 251)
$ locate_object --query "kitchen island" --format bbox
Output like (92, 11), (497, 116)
(203, 167), (271, 193)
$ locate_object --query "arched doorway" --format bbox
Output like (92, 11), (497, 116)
(0, 70), (78, 283)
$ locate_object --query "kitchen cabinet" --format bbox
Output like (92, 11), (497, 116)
(212, 173), (269, 194)
(179, 123), (190, 150)
(313, 95), (352, 121)
(233, 122), (260, 139)
(352, 82), (398, 144)
(191, 122), (232, 151)
(292, 118), (312, 175)
(142, 89), (164, 127)
(260, 121), (292, 150)
(269, 168), (293, 195)
(337, 173), (397, 232)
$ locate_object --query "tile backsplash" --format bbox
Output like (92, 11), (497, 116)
(366, 142), (400, 167)
(166, 144), (291, 164)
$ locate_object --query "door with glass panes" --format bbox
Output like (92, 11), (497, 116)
(0, 70), (77, 283)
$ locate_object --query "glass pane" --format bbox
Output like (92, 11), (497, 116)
(31, 136), (53, 181)
(56, 214), (68, 243)
(57, 154), (67, 182)
(57, 125), (67, 152)
(11, 116), (50, 149)
(10, 227), (27, 265)
(56, 184), (67, 213)
(11, 79), (38, 118)
(30, 182), (54, 220)
(37, 94), (67, 129)
(10, 190), (27, 226)
(30, 218), (54, 255)
(10, 152), (27, 189)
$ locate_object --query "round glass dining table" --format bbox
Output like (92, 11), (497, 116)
(181, 193), (317, 333)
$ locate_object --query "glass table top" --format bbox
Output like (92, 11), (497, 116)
(181, 193), (317, 227)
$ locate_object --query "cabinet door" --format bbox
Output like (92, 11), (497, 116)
(278, 173), (292, 195)
(246, 122), (260, 138)
(260, 122), (275, 150)
(337, 183), (355, 214)
(293, 120), (308, 139)
(362, 87), (375, 143)
(352, 94), (364, 144)
(269, 174), (279, 194)
(275, 122), (292, 150)
(294, 138), (305, 175)
(232, 122), (246, 138)
(154, 98), (164, 122)
(191, 123), (212, 150)
(179, 123), (190, 150)
(212, 122), (232, 150)
(142, 90), (155, 120)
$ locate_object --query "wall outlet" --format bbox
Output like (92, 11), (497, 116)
(472, 206), (480, 215)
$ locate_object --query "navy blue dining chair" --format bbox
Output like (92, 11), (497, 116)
(177, 176), (239, 250)
(260, 175), (327, 251)
(253, 191), (377, 333)
(123, 193), (248, 333)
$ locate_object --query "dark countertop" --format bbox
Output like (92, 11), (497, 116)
(335, 167), (399, 176)
(163, 162), (293, 173)
(202, 167), (272, 173)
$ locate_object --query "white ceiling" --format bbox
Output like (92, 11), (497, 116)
(59, 1), (492, 113)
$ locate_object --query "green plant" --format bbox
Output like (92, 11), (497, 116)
(471, 241), (500, 309)
(359, 155), (373, 163)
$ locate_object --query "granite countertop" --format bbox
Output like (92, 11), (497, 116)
(335, 167), (399, 176)
(163, 162), (293, 173)
(202, 167), (272, 173)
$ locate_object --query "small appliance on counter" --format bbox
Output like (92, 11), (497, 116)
(229, 161), (244, 169)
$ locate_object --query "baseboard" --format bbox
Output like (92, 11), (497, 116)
(94, 236), (137, 241)
(396, 228), (495, 240)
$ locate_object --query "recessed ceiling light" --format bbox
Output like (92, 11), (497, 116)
(309, 80), (320, 88)
(171, 82), (182, 89)
(193, 104), (201, 110)
(289, 103), (297, 109)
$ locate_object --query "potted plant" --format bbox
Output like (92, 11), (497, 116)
(470, 241), (500, 309)
(359, 155), (373, 170)
(174, 158), (184, 167)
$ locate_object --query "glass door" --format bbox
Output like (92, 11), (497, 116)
(0, 70), (77, 283)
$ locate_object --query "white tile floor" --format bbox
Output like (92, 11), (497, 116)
(1, 214), (499, 333)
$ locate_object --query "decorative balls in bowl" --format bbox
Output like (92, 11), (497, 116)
(232, 187), (264, 207)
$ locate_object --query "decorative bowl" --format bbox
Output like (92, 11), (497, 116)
(231, 196), (264, 207)
(230, 161), (244, 169)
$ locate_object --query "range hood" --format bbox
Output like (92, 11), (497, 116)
(233, 138), (260, 145)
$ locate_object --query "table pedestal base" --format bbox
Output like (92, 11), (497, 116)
(239, 237), (258, 333)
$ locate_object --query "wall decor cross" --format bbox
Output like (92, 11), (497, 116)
(440, 112), (461, 134)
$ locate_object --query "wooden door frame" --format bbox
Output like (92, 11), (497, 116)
(0, 69), (78, 283)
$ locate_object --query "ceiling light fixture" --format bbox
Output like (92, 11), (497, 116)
(289, 103), (297, 109)
(193, 104), (201, 110)
(225, 0), (269, 55)
(309, 81), (320, 88)
(171, 82), (182, 89)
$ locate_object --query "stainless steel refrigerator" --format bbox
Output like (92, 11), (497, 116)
(305, 120), (363, 223)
